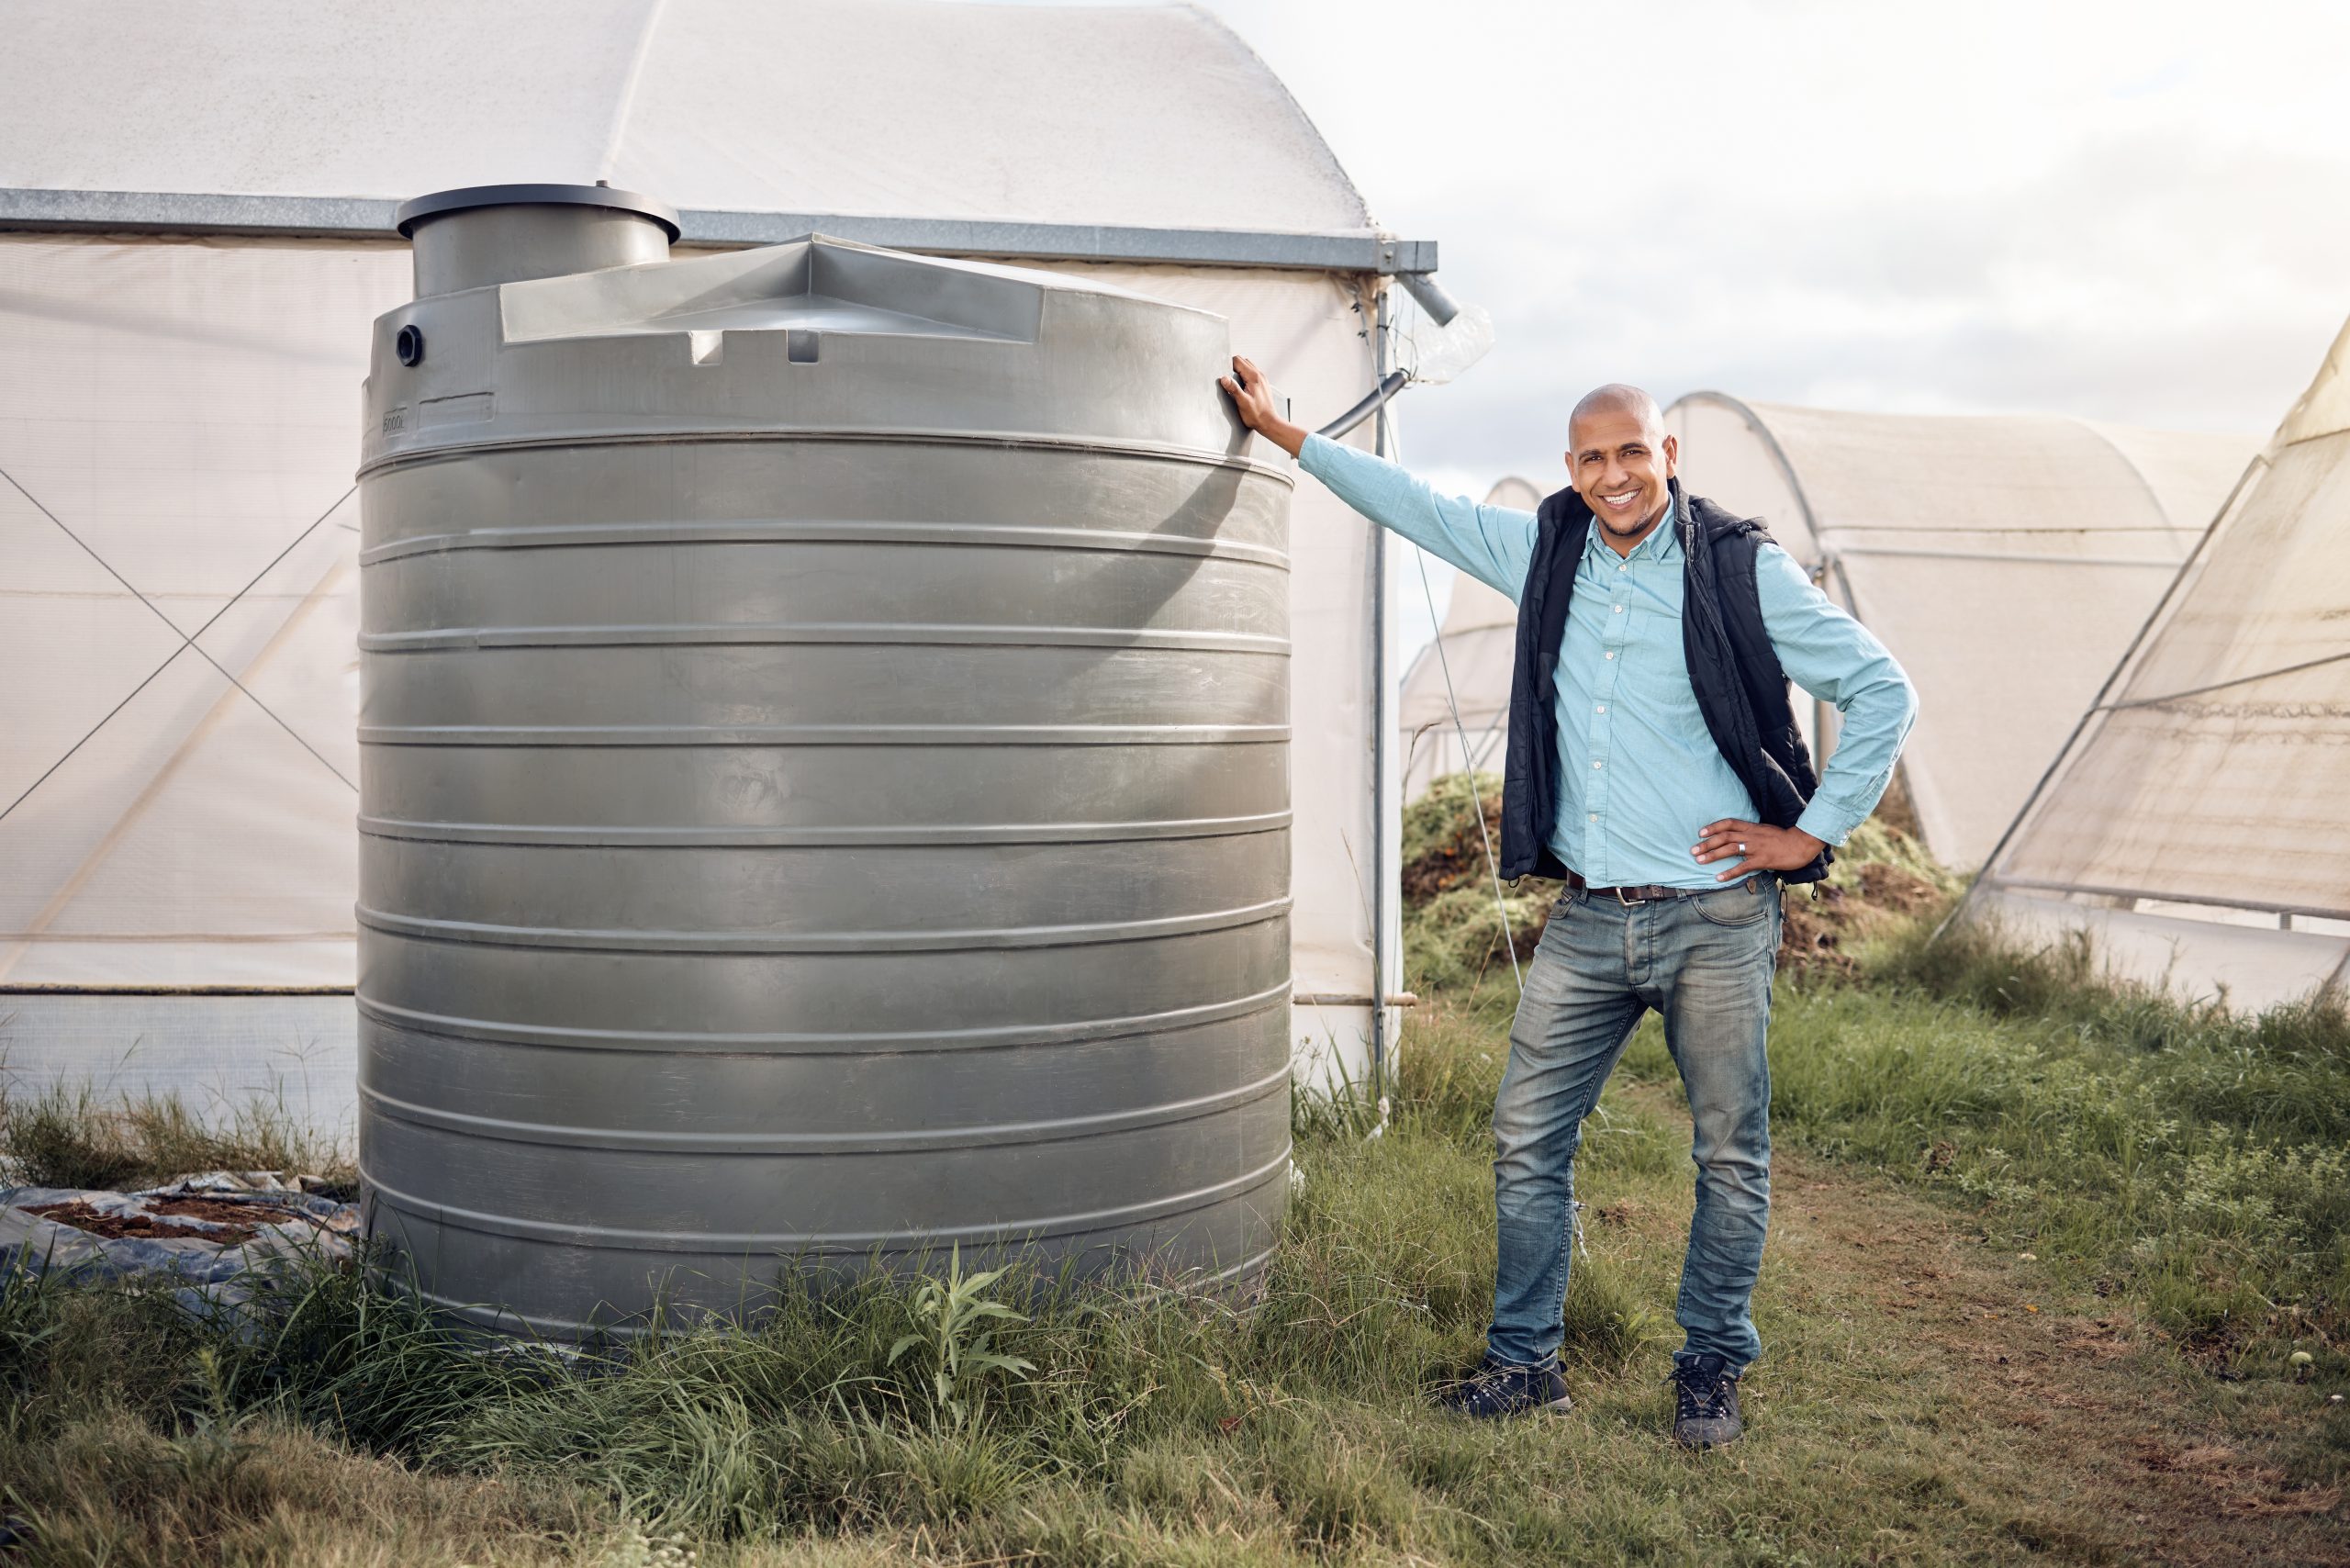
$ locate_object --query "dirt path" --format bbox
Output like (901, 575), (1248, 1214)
(1757, 1137), (2346, 1566)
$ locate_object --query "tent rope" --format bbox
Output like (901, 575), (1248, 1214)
(2095, 648), (2350, 711)
(1414, 546), (1522, 991)
(1374, 317), (1522, 991)
(0, 467), (358, 823)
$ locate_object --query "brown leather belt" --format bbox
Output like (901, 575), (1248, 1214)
(1565, 871), (1742, 905)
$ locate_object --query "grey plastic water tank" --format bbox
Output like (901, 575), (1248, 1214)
(357, 185), (1292, 1337)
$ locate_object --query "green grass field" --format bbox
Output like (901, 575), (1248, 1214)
(3, 805), (2344, 1565)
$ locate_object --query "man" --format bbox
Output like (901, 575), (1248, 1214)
(1222, 362), (1917, 1447)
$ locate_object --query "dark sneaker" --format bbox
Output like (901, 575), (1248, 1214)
(1435, 1358), (1573, 1419)
(1668, 1353), (1743, 1448)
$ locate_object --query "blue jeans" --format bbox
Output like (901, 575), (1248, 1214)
(1486, 877), (1782, 1372)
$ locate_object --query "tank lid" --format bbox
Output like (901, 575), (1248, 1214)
(394, 183), (682, 241)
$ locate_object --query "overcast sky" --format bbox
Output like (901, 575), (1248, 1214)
(1137, 0), (2350, 644)
(1187, 0), (2350, 494)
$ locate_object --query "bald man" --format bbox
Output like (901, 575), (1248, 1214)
(1223, 362), (1916, 1446)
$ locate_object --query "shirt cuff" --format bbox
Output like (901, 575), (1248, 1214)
(1794, 793), (1874, 848)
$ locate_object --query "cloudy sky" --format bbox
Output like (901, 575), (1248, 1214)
(1132, 0), (2350, 644)
(1189, 0), (2350, 494)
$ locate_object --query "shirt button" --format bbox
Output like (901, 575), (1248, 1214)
(1596, 704), (1606, 713)
(1605, 652), (1616, 660)
(1592, 760), (1603, 769)
(1613, 604), (1624, 614)
(1589, 812), (1598, 822)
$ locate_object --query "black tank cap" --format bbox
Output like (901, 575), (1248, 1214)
(394, 184), (681, 241)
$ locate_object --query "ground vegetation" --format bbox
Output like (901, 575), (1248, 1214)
(0, 775), (2342, 1563)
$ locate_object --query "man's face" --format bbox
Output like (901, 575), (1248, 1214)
(1565, 407), (1677, 538)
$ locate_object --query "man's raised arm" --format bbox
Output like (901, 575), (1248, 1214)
(1221, 355), (1539, 602)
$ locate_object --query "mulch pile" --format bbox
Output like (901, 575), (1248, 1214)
(1775, 857), (1948, 980)
(1, 1171), (362, 1321)
(24, 1194), (274, 1245)
(1402, 772), (1961, 988)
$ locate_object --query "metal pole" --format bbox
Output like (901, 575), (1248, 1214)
(1367, 284), (1393, 1097)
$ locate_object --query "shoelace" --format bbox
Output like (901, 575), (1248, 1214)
(1668, 1359), (1735, 1420)
(1462, 1369), (1525, 1414)
(1456, 1363), (1543, 1415)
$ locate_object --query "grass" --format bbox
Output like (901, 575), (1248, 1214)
(1756, 917), (2350, 1368)
(0, 1080), (352, 1193)
(1, 792), (2345, 1562)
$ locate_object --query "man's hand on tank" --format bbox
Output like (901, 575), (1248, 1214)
(1692, 820), (1826, 879)
(1219, 354), (1307, 457)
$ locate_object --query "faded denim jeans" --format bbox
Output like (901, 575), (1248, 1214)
(1486, 876), (1782, 1372)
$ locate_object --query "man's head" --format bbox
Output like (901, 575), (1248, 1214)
(1566, 384), (1676, 543)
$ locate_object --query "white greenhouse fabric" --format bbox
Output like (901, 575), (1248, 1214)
(1397, 478), (1538, 800)
(1666, 396), (2256, 868)
(0, 241), (1393, 1049)
(0, 0), (1410, 1095)
(0, 236), (410, 988)
(1978, 318), (2350, 1008)
(0, 0), (1371, 239)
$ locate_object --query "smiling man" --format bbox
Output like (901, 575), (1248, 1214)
(1222, 363), (1917, 1447)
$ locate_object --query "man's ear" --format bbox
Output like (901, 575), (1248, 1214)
(1662, 431), (1679, 476)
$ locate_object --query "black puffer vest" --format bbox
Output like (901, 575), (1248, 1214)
(1498, 477), (1832, 885)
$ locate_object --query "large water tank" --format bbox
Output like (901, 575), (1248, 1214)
(356, 185), (1292, 1337)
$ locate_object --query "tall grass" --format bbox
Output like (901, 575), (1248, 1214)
(0, 1080), (351, 1192)
(0, 1015), (1705, 1563)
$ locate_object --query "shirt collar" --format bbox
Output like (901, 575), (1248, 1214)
(1583, 489), (1681, 566)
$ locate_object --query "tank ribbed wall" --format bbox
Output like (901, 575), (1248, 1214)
(356, 219), (1291, 1337)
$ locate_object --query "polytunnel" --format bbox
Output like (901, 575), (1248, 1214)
(1968, 319), (2350, 1011)
(1396, 477), (1538, 800)
(1664, 395), (2258, 868)
(0, 0), (1454, 1121)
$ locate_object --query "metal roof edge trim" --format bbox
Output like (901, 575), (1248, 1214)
(0, 188), (1438, 274)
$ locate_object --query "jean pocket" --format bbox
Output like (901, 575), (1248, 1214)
(1689, 881), (1769, 927)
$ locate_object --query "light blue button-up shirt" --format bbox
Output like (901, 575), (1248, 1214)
(1301, 434), (1917, 889)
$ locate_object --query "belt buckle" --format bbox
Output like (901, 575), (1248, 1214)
(1613, 884), (1647, 907)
